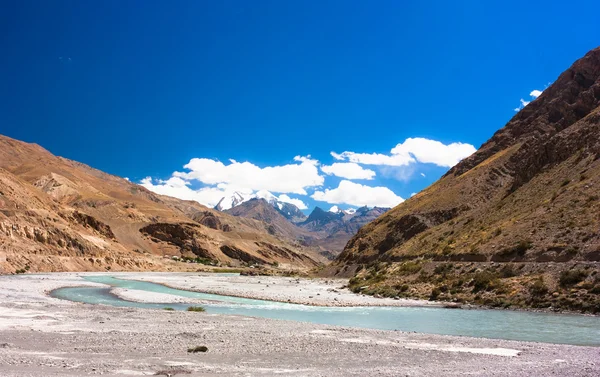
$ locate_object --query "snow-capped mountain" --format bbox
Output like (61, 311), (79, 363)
(328, 205), (356, 215)
(214, 192), (248, 211)
(214, 190), (307, 222)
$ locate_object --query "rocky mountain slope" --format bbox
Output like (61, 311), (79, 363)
(331, 47), (600, 313)
(223, 199), (389, 259)
(0, 135), (324, 273)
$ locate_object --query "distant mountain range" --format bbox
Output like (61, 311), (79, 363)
(218, 195), (390, 258)
(214, 191), (307, 222)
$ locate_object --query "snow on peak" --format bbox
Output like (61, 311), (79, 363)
(329, 205), (357, 215)
(214, 191), (249, 210)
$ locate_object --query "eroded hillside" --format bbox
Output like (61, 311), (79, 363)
(0, 135), (324, 273)
(331, 47), (600, 313)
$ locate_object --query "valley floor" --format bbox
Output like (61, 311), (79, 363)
(0, 273), (598, 376)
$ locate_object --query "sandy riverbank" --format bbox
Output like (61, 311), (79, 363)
(113, 272), (444, 307)
(0, 272), (598, 376)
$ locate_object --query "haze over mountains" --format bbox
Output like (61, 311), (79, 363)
(331, 47), (600, 313)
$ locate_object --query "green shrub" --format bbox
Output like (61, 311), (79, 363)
(434, 263), (453, 275)
(471, 271), (500, 292)
(396, 261), (423, 275)
(187, 306), (206, 312)
(187, 346), (208, 353)
(430, 287), (442, 300)
(163, 307), (175, 311)
(529, 278), (548, 296)
(559, 269), (588, 288)
(499, 265), (517, 278)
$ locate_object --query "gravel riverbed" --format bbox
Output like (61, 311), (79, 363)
(0, 272), (598, 376)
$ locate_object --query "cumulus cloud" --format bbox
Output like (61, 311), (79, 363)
(139, 176), (248, 208)
(320, 162), (376, 180)
(277, 194), (308, 210)
(530, 89), (543, 98)
(139, 156), (314, 209)
(173, 156), (323, 195)
(332, 137), (476, 168)
(255, 190), (308, 210)
(515, 89), (544, 111)
(312, 180), (404, 208)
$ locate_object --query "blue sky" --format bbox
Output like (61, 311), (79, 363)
(1, 1), (599, 212)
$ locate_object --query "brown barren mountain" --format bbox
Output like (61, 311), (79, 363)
(331, 47), (600, 313)
(0, 135), (323, 273)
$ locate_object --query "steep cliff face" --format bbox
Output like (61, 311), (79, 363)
(0, 135), (323, 273)
(333, 47), (600, 313)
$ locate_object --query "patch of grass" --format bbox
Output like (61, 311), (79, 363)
(187, 306), (206, 312)
(163, 307), (175, 311)
(208, 268), (244, 274)
(396, 261), (423, 275)
(187, 346), (208, 353)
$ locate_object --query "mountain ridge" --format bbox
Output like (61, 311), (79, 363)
(329, 46), (600, 313)
(0, 134), (324, 273)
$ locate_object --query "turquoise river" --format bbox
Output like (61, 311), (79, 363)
(50, 275), (600, 346)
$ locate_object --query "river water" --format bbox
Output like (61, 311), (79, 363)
(50, 275), (600, 346)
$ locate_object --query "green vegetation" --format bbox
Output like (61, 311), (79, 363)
(187, 345), (208, 353)
(471, 271), (501, 293)
(163, 307), (175, 311)
(559, 269), (588, 287)
(396, 261), (423, 275)
(498, 265), (517, 278)
(15, 265), (30, 274)
(187, 306), (206, 312)
(529, 278), (549, 297)
(181, 256), (218, 265)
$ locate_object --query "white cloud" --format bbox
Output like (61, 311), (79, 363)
(320, 162), (376, 180)
(139, 176), (248, 208)
(173, 156), (323, 195)
(420, 173), (426, 177)
(332, 137), (476, 169)
(312, 180), (404, 208)
(277, 194), (308, 210)
(530, 89), (543, 98)
(410, 192), (417, 197)
(253, 190), (308, 210)
(515, 89), (544, 111)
